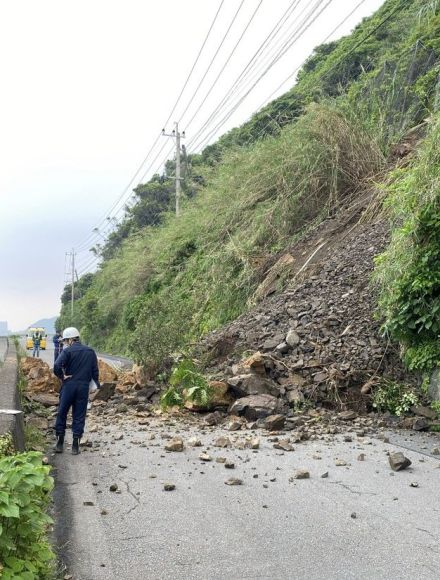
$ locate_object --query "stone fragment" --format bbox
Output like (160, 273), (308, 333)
(409, 481), (419, 488)
(411, 405), (437, 420)
(204, 411), (223, 426)
(292, 469), (310, 480)
(216, 457), (226, 463)
(339, 410), (357, 421)
(228, 419), (242, 431)
(227, 374), (280, 397)
(431, 447), (440, 455)
(188, 437), (202, 447)
(321, 472), (329, 478)
(109, 484), (118, 492)
(225, 478), (243, 486)
(285, 330), (300, 347)
(225, 461), (235, 469)
(164, 483), (176, 491)
(165, 437), (184, 452)
(214, 436), (231, 448)
(335, 459), (347, 466)
(388, 452), (412, 471)
(357, 453), (366, 461)
(413, 417), (429, 431)
(83, 501), (94, 506)
(273, 440), (294, 452)
(265, 414), (286, 431)
(199, 452), (212, 462)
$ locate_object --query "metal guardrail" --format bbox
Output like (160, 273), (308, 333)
(0, 338), (25, 451)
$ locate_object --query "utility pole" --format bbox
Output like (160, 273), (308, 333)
(162, 122), (186, 217)
(70, 249), (76, 321)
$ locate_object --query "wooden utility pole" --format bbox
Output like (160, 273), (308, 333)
(162, 122), (186, 216)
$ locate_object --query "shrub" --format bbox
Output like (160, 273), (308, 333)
(372, 380), (419, 415)
(0, 452), (55, 579)
(160, 359), (212, 409)
(375, 113), (440, 372)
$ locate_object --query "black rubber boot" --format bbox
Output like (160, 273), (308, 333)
(55, 434), (64, 454)
(72, 436), (80, 455)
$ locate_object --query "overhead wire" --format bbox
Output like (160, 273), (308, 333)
(187, 0), (325, 150)
(73, 0), (225, 255)
(192, 0), (334, 151)
(243, 0), (403, 146)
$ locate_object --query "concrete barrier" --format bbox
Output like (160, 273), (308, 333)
(0, 338), (25, 451)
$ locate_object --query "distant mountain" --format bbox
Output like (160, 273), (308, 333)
(25, 317), (57, 334)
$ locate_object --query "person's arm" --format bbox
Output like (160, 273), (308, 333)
(92, 352), (100, 388)
(54, 349), (68, 380)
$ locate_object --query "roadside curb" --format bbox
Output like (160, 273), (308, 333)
(0, 338), (25, 451)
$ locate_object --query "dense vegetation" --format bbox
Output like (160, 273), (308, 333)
(0, 448), (55, 579)
(58, 0), (440, 374)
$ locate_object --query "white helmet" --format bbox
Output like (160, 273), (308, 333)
(62, 327), (80, 340)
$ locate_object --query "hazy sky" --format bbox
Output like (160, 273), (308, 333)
(0, 0), (384, 330)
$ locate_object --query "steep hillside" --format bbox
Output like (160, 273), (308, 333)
(58, 0), (440, 405)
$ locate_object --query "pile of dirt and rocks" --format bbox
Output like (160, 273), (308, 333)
(20, 357), (61, 407)
(197, 217), (417, 416)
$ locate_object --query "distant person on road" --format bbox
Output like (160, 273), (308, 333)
(32, 331), (41, 357)
(53, 331), (63, 363)
(53, 327), (100, 455)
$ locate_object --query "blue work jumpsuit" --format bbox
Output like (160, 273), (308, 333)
(54, 341), (100, 438)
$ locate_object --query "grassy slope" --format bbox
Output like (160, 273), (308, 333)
(58, 0), (440, 366)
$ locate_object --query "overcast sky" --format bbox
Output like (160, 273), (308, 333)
(0, 0), (384, 331)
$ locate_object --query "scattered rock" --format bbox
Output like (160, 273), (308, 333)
(214, 436), (231, 448)
(273, 440), (294, 452)
(321, 472), (329, 478)
(228, 394), (281, 420)
(292, 469), (310, 480)
(431, 447), (440, 456)
(199, 452), (212, 462)
(389, 452), (412, 471)
(225, 461), (235, 469)
(109, 484), (118, 492)
(188, 437), (202, 447)
(264, 414), (286, 431)
(204, 411), (223, 426)
(410, 482), (419, 488)
(164, 483), (176, 491)
(83, 501), (95, 506)
(412, 417), (430, 431)
(165, 437), (184, 452)
(225, 478), (243, 486)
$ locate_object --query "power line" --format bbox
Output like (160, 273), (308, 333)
(192, 0), (334, 151)
(245, 0), (404, 145)
(184, 0), (303, 139)
(181, 0), (264, 131)
(177, 0), (246, 125)
(73, 0), (225, 254)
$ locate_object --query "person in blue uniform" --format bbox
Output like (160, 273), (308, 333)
(53, 327), (100, 455)
(53, 331), (63, 363)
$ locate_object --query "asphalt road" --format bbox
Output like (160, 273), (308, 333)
(51, 414), (440, 580)
(21, 336), (131, 370)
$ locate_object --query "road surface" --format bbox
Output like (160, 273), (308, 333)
(51, 413), (440, 580)
(21, 336), (131, 370)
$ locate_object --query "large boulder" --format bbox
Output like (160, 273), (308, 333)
(94, 382), (116, 402)
(227, 374), (280, 397)
(98, 359), (118, 383)
(228, 394), (282, 420)
(184, 380), (235, 411)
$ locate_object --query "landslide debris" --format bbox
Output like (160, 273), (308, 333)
(198, 217), (415, 413)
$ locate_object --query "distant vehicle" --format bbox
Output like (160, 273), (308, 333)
(26, 327), (47, 350)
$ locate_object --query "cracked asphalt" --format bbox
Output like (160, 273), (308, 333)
(51, 414), (440, 580)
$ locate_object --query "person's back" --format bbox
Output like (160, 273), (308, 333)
(56, 342), (98, 385)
